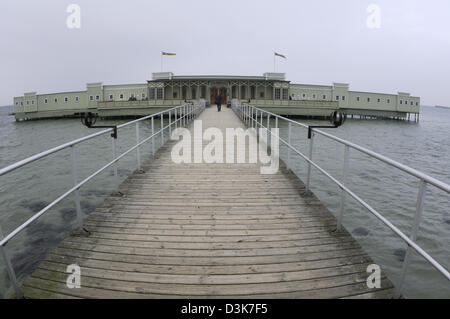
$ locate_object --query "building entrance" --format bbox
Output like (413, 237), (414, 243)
(210, 87), (227, 105)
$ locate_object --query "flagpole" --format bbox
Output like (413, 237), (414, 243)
(161, 53), (163, 72)
(273, 53), (276, 72)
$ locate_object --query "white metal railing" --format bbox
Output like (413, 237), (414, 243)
(233, 102), (450, 298)
(0, 102), (205, 298)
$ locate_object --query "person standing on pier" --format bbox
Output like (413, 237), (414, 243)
(215, 94), (223, 112)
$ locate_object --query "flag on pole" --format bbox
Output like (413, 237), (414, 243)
(274, 52), (287, 59)
(162, 52), (176, 56)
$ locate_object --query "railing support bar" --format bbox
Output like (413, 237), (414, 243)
(135, 122), (141, 171)
(395, 179), (427, 298)
(161, 113), (164, 145)
(70, 145), (82, 225)
(0, 226), (23, 299)
(169, 110), (172, 137)
(151, 116), (155, 157)
(112, 137), (119, 190)
(336, 145), (350, 231)
(287, 122), (292, 170)
(306, 133), (314, 191)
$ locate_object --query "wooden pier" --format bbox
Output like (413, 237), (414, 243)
(21, 106), (394, 298)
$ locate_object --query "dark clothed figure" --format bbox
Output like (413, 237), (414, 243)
(215, 95), (223, 112)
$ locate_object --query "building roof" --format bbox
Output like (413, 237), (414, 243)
(150, 72), (288, 82)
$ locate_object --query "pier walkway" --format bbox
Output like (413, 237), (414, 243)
(21, 106), (394, 298)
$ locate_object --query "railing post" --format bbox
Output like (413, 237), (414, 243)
(306, 132), (314, 192)
(161, 113), (164, 145)
(275, 117), (278, 143)
(267, 114), (271, 146)
(70, 145), (82, 225)
(245, 105), (248, 125)
(169, 110), (172, 137)
(135, 122), (141, 171)
(111, 136), (119, 191)
(336, 145), (350, 231)
(255, 110), (259, 137)
(0, 226), (23, 299)
(174, 108), (178, 129)
(395, 179), (427, 298)
(287, 122), (292, 170)
(151, 116), (155, 157)
(260, 110), (263, 129)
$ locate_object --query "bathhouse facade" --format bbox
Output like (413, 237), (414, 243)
(13, 72), (420, 121)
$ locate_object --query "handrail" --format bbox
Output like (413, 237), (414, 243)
(233, 102), (449, 298)
(0, 104), (196, 177)
(0, 102), (205, 298)
(246, 105), (450, 194)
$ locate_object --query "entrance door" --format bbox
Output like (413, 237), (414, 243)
(210, 87), (227, 105)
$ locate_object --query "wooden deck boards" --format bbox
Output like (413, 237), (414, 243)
(22, 106), (394, 299)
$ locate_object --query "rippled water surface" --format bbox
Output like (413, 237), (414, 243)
(0, 105), (449, 298)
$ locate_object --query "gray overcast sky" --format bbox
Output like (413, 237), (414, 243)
(1, 0), (449, 106)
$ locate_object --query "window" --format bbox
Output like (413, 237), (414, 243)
(15, 102), (18, 105)
(250, 86), (256, 99)
(240, 86), (246, 99)
(21, 102), (23, 106)
(416, 102), (419, 106)
(259, 91), (265, 98)
(342, 96), (345, 101)
(119, 94), (124, 99)
(54, 98), (58, 103)
(173, 92), (178, 98)
(109, 95), (113, 100)
(130, 93), (135, 98)
(322, 95), (326, 100)
(274, 88), (281, 100)
(356, 96), (360, 102)
(302, 93), (306, 99)
(367, 97), (370, 102)
(312, 94), (316, 99)
(75, 96), (79, 102)
(90, 96), (94, 101)
(64, 97), (68, 103)
(411, 101), (413, 105)
(191, 87), (196, 99)
(31, 100), (34, 105)
(336, 96), (339, 101)
(142, 93), (146, 99)
(377, 98), (381, 103)
(201, 86), (206, 99)
(387, 99), (390, 104)
(149, 88), (155, 99)
(157, 88), (163, 99)
(400, 100), (403, 104)
(182, 86), (187, 100)
(231, 86), (237, 99)
(26, 101), (29, 105)
(96, 95), (100, 101)
(282, 88), (288, 100)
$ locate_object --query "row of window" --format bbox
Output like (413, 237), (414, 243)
(296, 93), (328, 100)
(171, 86), (208, 99)
(15, 97), (79, 106)
(274, 88), (289, 100)
(355, 96), (418, 106)
(232, 86), (264, 99)
(149, 88), (164, 100)
(292, 93), (418, 106)
(400, 100), (419, 106)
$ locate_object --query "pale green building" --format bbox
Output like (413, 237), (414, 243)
(13, 72), (420, 121)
